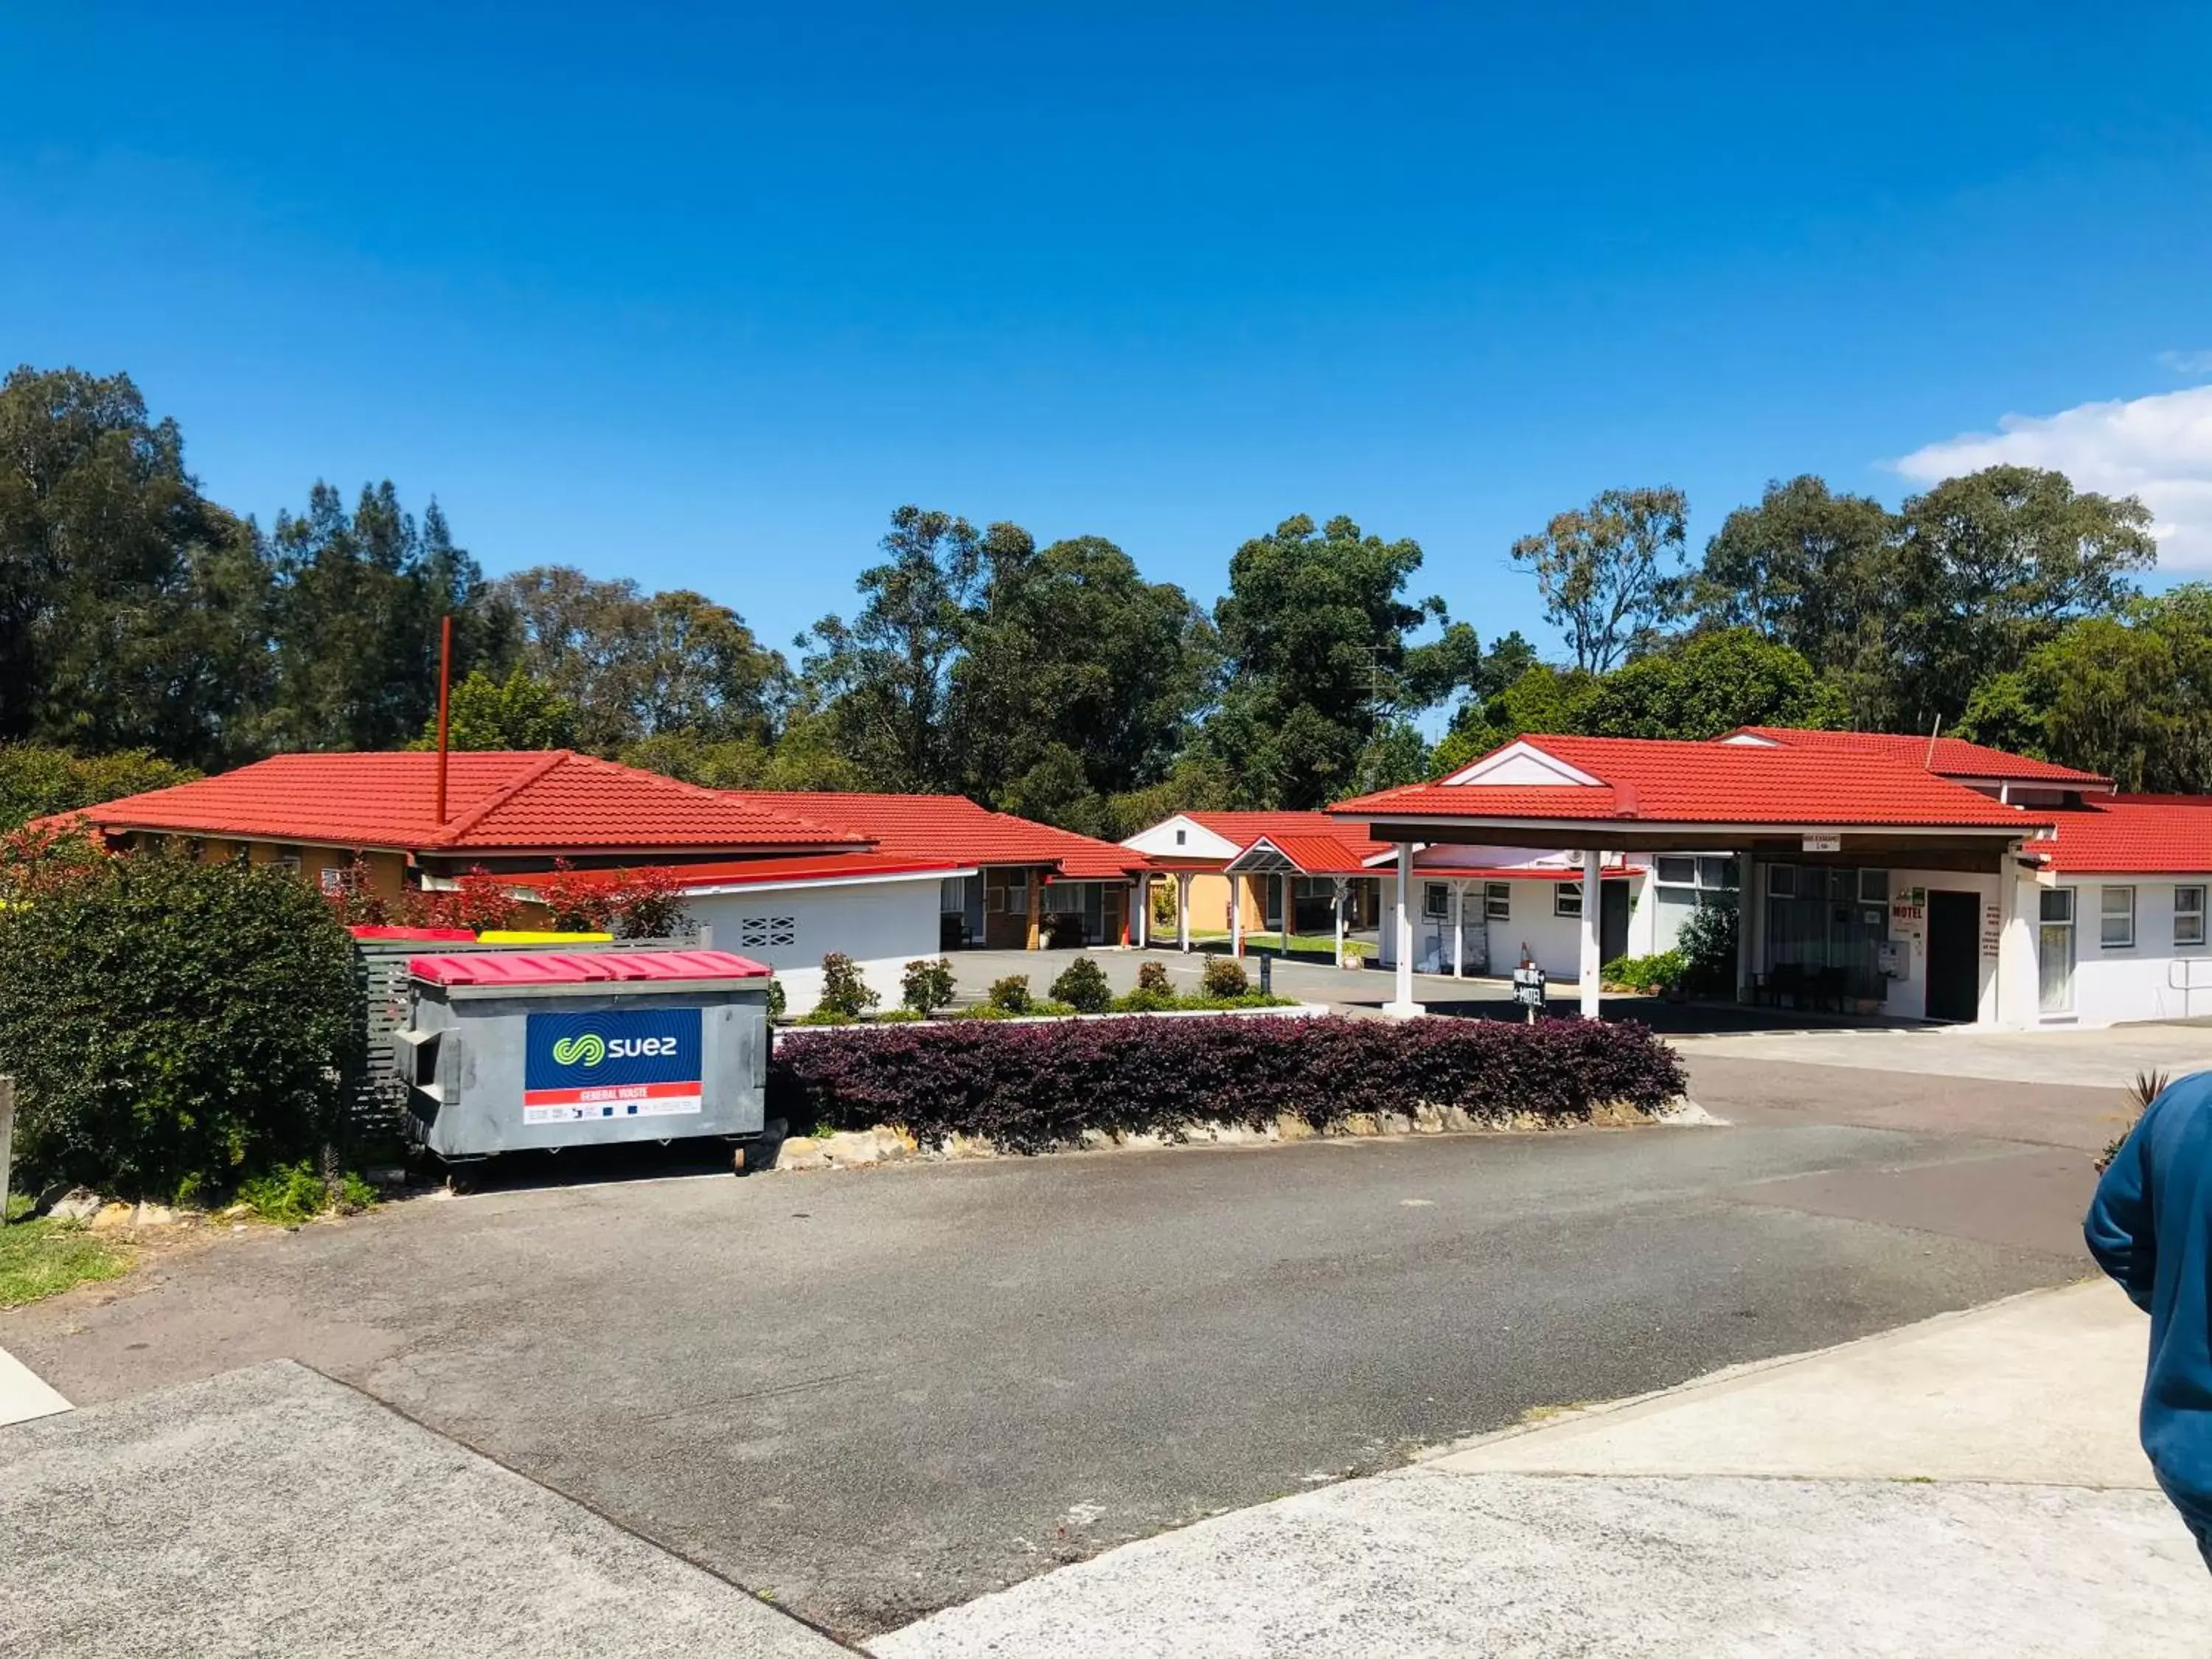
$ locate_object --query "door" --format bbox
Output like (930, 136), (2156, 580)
(1925, 889), (1980, 1023)
(1601, 880), (1631, 964)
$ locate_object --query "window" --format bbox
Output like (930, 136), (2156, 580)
(275, 845), (302, 874)
(2179, 886), (2207, 948)
(319, 865), (347, 895)
(1767, 863), (1798, 899)
(2039, 888), (2076, 1013)
(1857, 869), (1889, 902)
(2101, 885), (2136, 949)
(1484, 882), (1511, 921)
(1655, 855), (1697, 886)
(1046, 882), (1085, 914)
(1002, 869), (1029, 911)
(941, 877), (966, 913)
(1554, 881), (1583, 919)
(1174, 828), (1186, 846)
(735, 915), (797, 950)
(1423, 883), (1450, 919)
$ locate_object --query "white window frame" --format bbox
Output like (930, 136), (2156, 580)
(2039, 887), (2076, 1015)
(1484, 882), (1511, 921)
(2177, 885), (2206, 948)
(1554, 880), (1583, 919)
(2100, 885), (2135, 950)
(1655, 855), (1697, 886)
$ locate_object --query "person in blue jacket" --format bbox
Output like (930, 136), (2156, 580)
(2086, 1071), (2212, 1568)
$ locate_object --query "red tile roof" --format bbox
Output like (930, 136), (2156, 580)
(734, 792), (1141, 880)
(544, 851), (973, 892)
(1725, 727), (2111, 787)
(1183, 811), (1392, 866)
(1334, 735), (2048, 830)
(2038, 796), (2212, 874)
(75, 751), (861, 855)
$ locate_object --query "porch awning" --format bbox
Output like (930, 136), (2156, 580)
(1223, 834), (1377, 878)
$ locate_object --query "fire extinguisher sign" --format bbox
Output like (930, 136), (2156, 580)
(522, 1009), (703, 1123)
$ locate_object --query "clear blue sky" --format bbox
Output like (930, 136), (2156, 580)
(4, 2), (2209, 672)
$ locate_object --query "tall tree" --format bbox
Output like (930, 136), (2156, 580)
(1957, 587), (2212, 793)
(950, 532), (1216, 833)
(801, 506), (983, 793)
(1577, 628), (1848, 740)
(1510, 486), (1690, 672)
(420, 665), (580, 751)
(0, 366), (271, 764)
(261, 482), (494, 751)
(1691, 476), (1897, 728)
(493, 566), (785, 753)
(1890, 465), (2155, 733)
(1207, 514), (1436, 809)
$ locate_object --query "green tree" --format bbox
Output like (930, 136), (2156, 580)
(1207, 514), (1438, 808)
(1958, 587), (2212, 792)
(1435, 663), (1602, 772)
(0, 366), (272, 764)
(950, 531), (1215, 832)
(1579, 629), (1848, 740)
(1511, 487), (1691, 672)
(493, 565), (785, 753)
(1890, 465), (2155, 733)
(262, 483), (495, 751)
(421, 664), (579, 751)
(1691, 476), (1898, 728)
(0, 745), (201, 833)
(802, 506), (983, 793)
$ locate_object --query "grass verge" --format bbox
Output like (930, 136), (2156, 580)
(0, 1217), (130, 1308)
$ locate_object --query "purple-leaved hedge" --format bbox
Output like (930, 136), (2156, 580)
(768, 1014), (1685, 1154)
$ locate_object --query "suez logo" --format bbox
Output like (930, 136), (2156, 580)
(549, 1032), (677, 1067)
(524, 1010), (703, 1124)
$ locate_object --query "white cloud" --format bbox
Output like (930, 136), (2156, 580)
(2158, 349), (2212, 374)
(1891, 383), (2212, 568)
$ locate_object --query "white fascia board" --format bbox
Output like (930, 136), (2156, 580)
(1121, 815), (1240, 859)
(1439, 738), (1607, 788)
(1358, 841), (1430, 869)
(680, 865), (978, 897)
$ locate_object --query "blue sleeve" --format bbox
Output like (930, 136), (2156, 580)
(2085, 1110), (2156, 1313)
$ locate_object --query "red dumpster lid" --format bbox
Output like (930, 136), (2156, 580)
(351, 925), (478, 941)
(406, 948), (773, 987)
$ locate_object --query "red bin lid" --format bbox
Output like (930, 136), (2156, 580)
(406, 948), (772, 987)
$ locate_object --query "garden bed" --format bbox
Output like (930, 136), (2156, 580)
(768, 1012), (1689, 1158)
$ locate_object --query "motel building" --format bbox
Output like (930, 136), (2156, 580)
(49, 751), (1144, 1015)
(1327, 726), (2212, 1030)
(1119, 810), (1659, 981)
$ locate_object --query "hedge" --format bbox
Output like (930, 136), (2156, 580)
(768, 1014), (1685, 1154)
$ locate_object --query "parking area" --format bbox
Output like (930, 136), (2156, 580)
(0, 1030), (2122, 1641)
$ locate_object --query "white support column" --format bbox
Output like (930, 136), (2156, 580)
(1579, 849), (1603, 1019)
(1281, 872), (1292, 949)
(1386, 842), (1422, 1018)
(1135, 874), (1149, 950)
(1332, 878), (1348, 968)
(1736, 846), (1757, 1003)
(1997, 855), (2040, 1028)
(1450, 881), (1466, 978)
(1177, 873), (1192, 953)
(1230, 875), (1244, 958)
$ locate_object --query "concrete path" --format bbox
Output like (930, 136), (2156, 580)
(0, 1342), (68, 1427)
(0, 1360), (849, 1658)
(1680, 1021), (2212, 1090)
(876, 1283), (2208, 1658)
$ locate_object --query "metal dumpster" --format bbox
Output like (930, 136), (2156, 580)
(393, 948), (773, 1161)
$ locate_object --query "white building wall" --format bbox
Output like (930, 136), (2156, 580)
(2048, 877), (2212, 1026)
(1859, 866), (2001, 1024)
(686, 878), (944, 1015)
(1374, 863), (1649, 982)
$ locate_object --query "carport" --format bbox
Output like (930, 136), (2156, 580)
(1331, 734), (2059, 1026)
(1216, 835), (1378, 967)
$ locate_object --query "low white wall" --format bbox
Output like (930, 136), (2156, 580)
(687, 879), (943, 1015)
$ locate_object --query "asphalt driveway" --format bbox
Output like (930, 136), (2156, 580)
(0, 1060), (2107, 1641)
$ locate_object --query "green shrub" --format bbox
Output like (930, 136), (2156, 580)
(1674, 903), (1739, 995)
(793, 1006), (858, 1026)
(902, 957), (957, 1015)
(767, 978), (787, 1020)
(872, 1007), (925, 1023)
(237, 1162), (332, 1225)
(0, 848), (362, 1201)
(1200, 956), (1249, 999)
(987, 974), (1034, 1014)
(818, 952), (880, 1019)
(1049, 956), (1114, 1014)
(1136, 959), (1173, 994)
(0, 744), (199, 835)
(1601, 950), (1685, 995)
(1113, 986), (1178, 1013)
